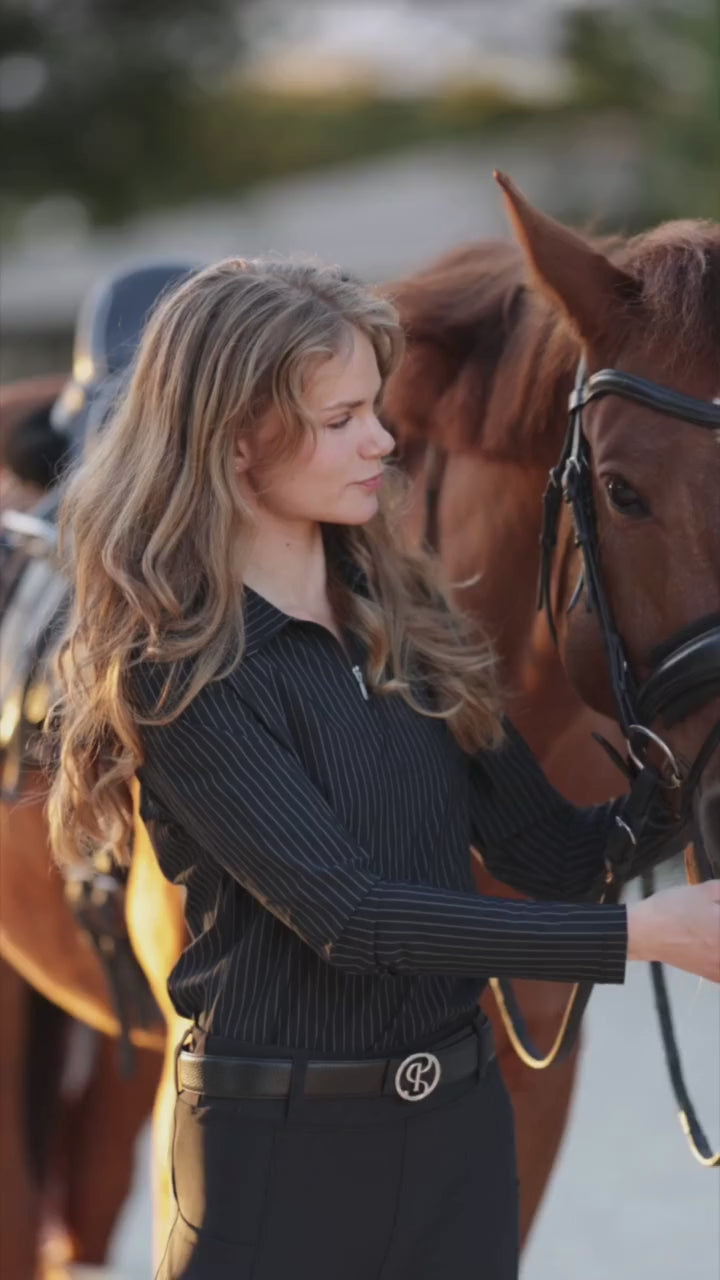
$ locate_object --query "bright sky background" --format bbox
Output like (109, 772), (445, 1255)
(243, 0), (624, 94)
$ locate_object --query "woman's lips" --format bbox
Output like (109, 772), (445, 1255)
(356, 473), (384, 490)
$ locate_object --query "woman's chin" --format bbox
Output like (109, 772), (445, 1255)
(323, 493), (381, 525)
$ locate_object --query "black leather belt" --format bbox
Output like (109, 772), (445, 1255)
(177, 1019), (495, 1104)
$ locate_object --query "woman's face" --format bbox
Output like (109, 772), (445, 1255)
(235, 328), (395, 526)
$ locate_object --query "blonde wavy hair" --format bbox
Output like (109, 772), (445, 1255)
(47, 256), (503, 869)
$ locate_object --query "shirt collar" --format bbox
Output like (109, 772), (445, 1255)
(241, 587), (293, 657)
(241, 557), (370, 658)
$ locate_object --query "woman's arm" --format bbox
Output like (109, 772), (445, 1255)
(468, 719), (689, 902)
(627, 881), (720, 982)
(468, 719), (620, 901)
(136, 670), (629, 986)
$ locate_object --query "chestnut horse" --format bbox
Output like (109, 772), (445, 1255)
(380, 174), (720, 1224)
(3, 177), (719, 1267)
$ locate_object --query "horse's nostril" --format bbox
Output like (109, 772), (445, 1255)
(698, 785), (720, 877)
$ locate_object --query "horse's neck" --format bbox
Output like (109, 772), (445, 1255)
(399, 272), (585, 703)
(442, 454), (547, 645)
(483, 302), (579, 469)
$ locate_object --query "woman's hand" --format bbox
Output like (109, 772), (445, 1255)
(627, 880), (720, 982)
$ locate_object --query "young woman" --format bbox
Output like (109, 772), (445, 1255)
(47, 258), (719, 1280)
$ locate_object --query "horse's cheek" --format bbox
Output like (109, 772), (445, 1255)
(560, 606), (614, 719)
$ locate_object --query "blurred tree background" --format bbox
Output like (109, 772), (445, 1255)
(560, 0), (719, 221)
(0, 0), (249, 225)
(0, 0), (717, 234)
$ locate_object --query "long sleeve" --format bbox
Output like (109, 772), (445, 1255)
(469, 719), (691, 901)
(468, 718), (622, 901)
(135, 671), (627, 986)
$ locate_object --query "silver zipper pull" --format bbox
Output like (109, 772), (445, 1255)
(351, 665), (369, 700)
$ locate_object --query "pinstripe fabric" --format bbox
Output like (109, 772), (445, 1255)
(134, 586), (630, 1054)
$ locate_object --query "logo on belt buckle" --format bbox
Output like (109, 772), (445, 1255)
(395, 1051), (441, 1101)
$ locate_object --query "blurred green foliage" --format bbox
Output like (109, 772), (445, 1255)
(183, 82), (526, 201)
(0, 0), (527, 230)
(0, 0), (246, 223)
(1, 0), (717, 231)
(560, 0), (719, 221)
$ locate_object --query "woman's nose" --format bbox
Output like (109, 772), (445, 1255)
(361, 417), (395, 458)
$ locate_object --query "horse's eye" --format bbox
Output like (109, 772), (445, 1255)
(605, 475), (649, 518)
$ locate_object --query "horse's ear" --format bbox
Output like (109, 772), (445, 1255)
(493, 170), (639, 345)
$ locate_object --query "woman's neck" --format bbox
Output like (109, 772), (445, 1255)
(242, 516), (333, 623)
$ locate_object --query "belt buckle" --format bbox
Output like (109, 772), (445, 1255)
(394, 1051), (441, 1101)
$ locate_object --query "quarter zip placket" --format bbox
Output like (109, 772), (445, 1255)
(295, 617), (371, 702)
(351, 664), (369, 700)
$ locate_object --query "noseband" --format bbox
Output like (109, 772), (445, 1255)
(538, 359), (720, 815)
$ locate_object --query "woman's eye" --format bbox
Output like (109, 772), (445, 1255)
(327, 416), (351, 430)
(605, 475), (650, 518)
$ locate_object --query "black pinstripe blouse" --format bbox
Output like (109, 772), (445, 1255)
(135, 584), (632, 1055)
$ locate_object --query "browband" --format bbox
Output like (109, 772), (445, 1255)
(570, 368), (720, 430)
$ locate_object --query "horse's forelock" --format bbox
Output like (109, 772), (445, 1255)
(616, 220), (720, 379)
(385, 240), (575, 461)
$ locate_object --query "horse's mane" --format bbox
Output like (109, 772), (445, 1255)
(382, 239), (578, 464)
(617, 220), (720, 376)
(382, 220), (720, 464)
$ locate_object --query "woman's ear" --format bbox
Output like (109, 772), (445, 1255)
(234, 436), (252, 473)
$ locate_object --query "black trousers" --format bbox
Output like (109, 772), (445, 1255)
(157, 1017), (519, 1279)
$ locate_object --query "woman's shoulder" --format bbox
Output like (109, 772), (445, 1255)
(126, 649), (194, 716)
(128, 645), (293, 745)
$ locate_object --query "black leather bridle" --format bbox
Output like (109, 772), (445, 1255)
(492, 360), (720, 1166)
(538, 360), (720, 786)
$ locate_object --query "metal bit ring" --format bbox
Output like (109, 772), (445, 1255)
(626, 724), (682, 788)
